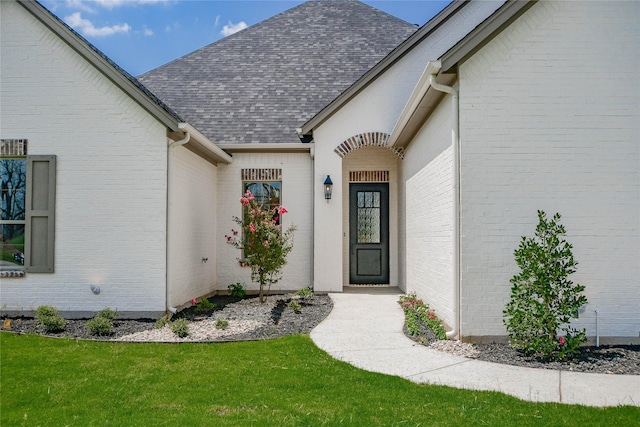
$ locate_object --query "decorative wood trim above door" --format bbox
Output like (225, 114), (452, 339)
(349, 171), (389, 183)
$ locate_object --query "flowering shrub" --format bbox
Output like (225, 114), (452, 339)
(398, 293), (447, 341)
(503, 211), (587, 361)
(226, 190), (295, 303)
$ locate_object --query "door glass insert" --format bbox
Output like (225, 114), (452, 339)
(357, 191), (380, 243)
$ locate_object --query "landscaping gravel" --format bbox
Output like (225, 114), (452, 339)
(3, 293), (333, 343)
(5, 294), (638, 375)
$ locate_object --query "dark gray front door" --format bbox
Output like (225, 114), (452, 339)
(349, 183), (389, 284)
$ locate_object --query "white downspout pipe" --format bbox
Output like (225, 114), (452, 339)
(595, 308), (600, 347)
(166, 131), (190, 314)
(427, 62), (460, 339)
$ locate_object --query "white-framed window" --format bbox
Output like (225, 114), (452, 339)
(1, 139), (56, 275)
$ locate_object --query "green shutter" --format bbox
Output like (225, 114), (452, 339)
(25, 156), (56, 273)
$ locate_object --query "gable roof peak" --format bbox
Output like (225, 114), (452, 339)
(140, 0), (418, 145)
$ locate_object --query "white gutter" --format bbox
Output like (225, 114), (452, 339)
(178, 123), (233, 164)
(166, 130), (190, 314)
(217, 142), (311, 153)
(169, 130), (190, 149)
(426, 60), (460, 340)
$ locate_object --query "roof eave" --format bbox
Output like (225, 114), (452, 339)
(298, 0), (469, 136)
(17, 0), (183, 133)
(440, 0), (538, 72)
(390, 0), (538, 148)
(176, 123), (233, 165)
(388, 62), (455, 148)
(217, 143), (312, 153)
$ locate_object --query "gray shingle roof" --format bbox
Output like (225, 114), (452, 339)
(138, 0), (417, 145)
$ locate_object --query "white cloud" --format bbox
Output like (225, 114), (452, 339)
(214, 15), (220, 28)
(143, 26), (154, 36)
(64, 0), (96, 13)
(164, 21), (180, 33)
(67, 0), (170, 10)
(65, 12), (131, 37)
(221, 21), (247, 37)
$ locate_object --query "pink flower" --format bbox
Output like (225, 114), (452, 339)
(226, 235), (231, 242)
(249, 223), (256, 233)
(428, 312), (435, 319)
(559, 336), (565, 345)
(278, 206), (288, 215)
(192, 298), (197, 305)
(240, 197), (249, 205)
(263, 240), (270, 247)
(232, 229), (238, 236)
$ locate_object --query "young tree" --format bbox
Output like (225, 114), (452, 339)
(503, 210), (588, 360)
(226, 190), (295, 303)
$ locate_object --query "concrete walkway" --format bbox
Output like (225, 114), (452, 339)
(310, 287), (640, 407)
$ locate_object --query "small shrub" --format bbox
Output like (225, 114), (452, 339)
(295, 287), (313, 300)
(86, 316), (113, 336)
(288, 300), (302, 313)
(35, 305), (66, 333)
(171, 319), (189, 338)
(155, 315), (171, 329)
(195, 298), (216, 314)
(35, 305), (59, 319)
(227, 283), (247, 298)
(215, 318), (229, 330)
(97, 308), (117, 321)
(503, 210), (588, 361)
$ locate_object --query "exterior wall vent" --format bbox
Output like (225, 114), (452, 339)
(241, 168), (282, 181)
(349, 170), (389, 183)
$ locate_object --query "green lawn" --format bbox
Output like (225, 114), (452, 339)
(1, 333), (638, 426)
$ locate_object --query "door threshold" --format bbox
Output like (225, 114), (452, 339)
(345, 284), (393, 287)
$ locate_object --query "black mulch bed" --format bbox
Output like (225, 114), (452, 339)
(403, 317), (640, 375)
(1, 294), (333, 342)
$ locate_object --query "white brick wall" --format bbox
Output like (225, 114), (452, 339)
(311, 0), (504, 293)
(1, 2), (167, 315)
(216, 152), (313, 292)
(459, 1), (640, 339)
(168, 146), (218, 307)
(401, 99), (455, 327)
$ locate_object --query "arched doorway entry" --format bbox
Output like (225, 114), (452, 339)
(337, 132), (403, 287)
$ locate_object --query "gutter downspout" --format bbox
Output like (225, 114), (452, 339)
(427, 61), (460, 339)
(166, 130), (190, 314)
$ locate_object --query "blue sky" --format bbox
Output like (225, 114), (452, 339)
(41, 0), (451, 76)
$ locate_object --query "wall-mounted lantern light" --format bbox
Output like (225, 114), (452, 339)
(323, 175), (333, 200)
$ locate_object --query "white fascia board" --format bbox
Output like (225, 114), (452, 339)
(217, 143), (312, 153)
(178, 123), (233, 165)
(388, 61), (443, 148)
